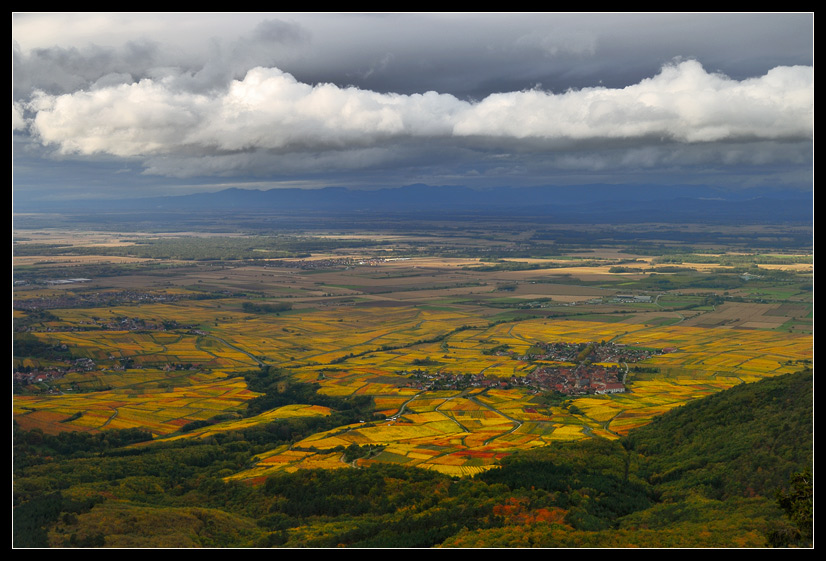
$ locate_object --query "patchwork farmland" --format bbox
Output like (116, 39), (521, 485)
(13, 229), (812, 477)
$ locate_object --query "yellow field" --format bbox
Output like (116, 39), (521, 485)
(217, 313), (811, 476)
(14, 374), (259, 436)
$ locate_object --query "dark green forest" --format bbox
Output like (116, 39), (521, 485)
(13, 368), (812, 548)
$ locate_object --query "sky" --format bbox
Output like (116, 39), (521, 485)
(12, 12), (814, 202)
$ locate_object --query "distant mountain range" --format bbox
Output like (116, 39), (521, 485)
(13, 183), (813, 225)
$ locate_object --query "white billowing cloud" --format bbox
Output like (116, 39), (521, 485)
(452, 60), (813, 142)
(23, 60), (813, 170)
(27, 67), (468, 157)
(189, 68), (466, 151)
(30, 80), (210, 157)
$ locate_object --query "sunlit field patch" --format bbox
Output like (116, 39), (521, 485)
(550, 424), (589, 440)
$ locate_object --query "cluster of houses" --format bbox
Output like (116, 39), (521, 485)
(612, 294), (653, 303)
(405, 364), (626, 396)
(14, 357), (97, 390)
(518, 340), (666, 364)
(530, 364), (626, 395)
(21, 316), (167, 333)
(404, 340), (674, 396)
(267, 256), (386, 270)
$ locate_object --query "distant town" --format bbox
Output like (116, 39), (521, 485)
(406, 341), (673, 396)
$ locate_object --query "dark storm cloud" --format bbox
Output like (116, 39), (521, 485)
(12, 39), (158, 98)
(269, 13), (813, 98)
(14, 13), (813, 99)
(12, 15), (313, 98)
(251, 18), (311, 45)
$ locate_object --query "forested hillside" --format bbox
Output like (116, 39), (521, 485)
(13, 368), (812, 548)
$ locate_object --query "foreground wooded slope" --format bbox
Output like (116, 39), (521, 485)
(13, 368), (812, 548)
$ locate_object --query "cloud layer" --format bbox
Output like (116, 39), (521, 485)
(21, 61), (813, 167)
(12, 13), (814, 194)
